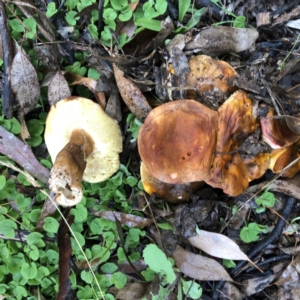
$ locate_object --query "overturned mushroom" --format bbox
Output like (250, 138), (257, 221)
(45, 97), (122, 206)
(261, 110), (300, 149)
(269, 141), (300, 178)
(138, 91), (270, 197)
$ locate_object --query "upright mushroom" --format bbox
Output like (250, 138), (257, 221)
(45, 97), (122, 206)
(138, 99), (218, 184)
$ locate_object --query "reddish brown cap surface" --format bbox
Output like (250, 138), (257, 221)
(138, 100), (218, 184)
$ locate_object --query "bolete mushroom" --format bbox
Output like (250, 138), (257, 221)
(138, 99), (218, 184)
(138, 91), (270, 197)
(45, 97), (122, 206)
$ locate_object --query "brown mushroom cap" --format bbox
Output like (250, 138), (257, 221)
(45, 97), (122, 206)
(138, 99), (218, 184)
(140, 162), (203, 203)
(186, 55), (237, 94)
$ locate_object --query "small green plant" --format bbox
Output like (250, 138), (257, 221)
(46, 2), (58, 18)
(222, 259), (236, 268)
(210, 0), (246, 28)
(181, 279), (203, 299)
(126, 113), (142, 143)
(240, 222), (269, 243)
(255, 191), (277, 213)
(143, 244), (176, 284)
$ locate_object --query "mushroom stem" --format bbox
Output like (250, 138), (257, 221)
(49, 128), (94, 206)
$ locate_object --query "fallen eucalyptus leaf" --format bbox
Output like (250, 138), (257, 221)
(47, 71), (71, 106)
(115, 282), (147, 300)
(188, 229), (251, 261)
(113, 64), (152, 121)
(92, 210), (153, 228)
(11, 48), (40, 114)
(173, 246), (233, 282)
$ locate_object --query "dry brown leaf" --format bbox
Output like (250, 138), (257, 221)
(115, 282), (147, 300)
(241, 275), (277, 296)
(188, 230), (251, 261)
(92, 210), (153, 228)
(172, 246), (233, 282)
(113, 64), (152, 121)
(275, 264), (299, 288)
(11, 48), (40, 114)
(47, 71), (71, 106)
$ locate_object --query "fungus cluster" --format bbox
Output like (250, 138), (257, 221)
(45, 97), (122, 206)
(138, 90), (270, 197)
(138, 55), (300, 200)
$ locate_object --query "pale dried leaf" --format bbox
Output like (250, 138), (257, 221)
(188, 230), (250, 261)
(185, 26), (259, 56)
(48, 71), (71, 105)
(92, 210), (153, 228)
(275, 264), (299, 288)
(172, 246), (233, 282)
(113, 64), (152, 121)
(116, 282), (147, 300)
(241, 275), (277, 296)
(11, 49), (40, 114)
(220, 282), (246, 300)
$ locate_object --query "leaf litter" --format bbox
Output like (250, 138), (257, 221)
(2, 0), (300, 299)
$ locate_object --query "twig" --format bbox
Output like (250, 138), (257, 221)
(0, 0), (13, 118)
